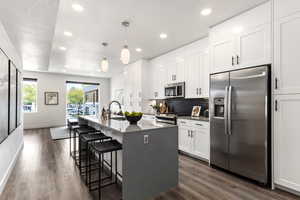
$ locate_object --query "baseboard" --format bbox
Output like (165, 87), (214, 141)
(275, 184), (300, 197)
(0, 141), (24, 195)
(24, 124), (66, 130)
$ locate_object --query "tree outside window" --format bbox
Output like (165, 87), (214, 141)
(23, 79), (37, 112)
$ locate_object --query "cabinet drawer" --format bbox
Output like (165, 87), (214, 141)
(178, 119), (208, 128)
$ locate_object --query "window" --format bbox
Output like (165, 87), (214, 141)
(66, 81), (99, 119)
(23, 78), (37, 113)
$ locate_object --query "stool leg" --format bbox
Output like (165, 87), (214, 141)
(69, 128), (71, 156)
(110, 151), (113, 178)
(79, 136), (82, 173)
(99, 153), (102, 200)
(88, 147), (92, 190)
(85, 141), (88, 183)
(73, 131), (76, 159)
(115, 151), (118, 184)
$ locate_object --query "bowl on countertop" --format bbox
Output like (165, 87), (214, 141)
(125, 112), (143, 124)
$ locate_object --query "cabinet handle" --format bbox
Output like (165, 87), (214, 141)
(232, 56), (235, 66)
(188, 130), (190, 137)
(196, 88), (198, 95)
(275, 100), (278, 112)
(275, 78), (278, 90)
(174, 75), (176, 81)
(191, 131), (193, 138)
(236, 55), (240, 65)
(199, 88), (202, 95)
(196, 123), (203, 126)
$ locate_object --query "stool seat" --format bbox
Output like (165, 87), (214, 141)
(70, 125), (80, 130)
(81, 133), (111, 142)
(92, 140), (122, 154)
(76, 127), (96, 135)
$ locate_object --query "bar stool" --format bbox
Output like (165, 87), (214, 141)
(68, 124), (80, 156)
(89, 140), (122, 200)
(73, 126), (97, 164)
(79, 133), (112, 176)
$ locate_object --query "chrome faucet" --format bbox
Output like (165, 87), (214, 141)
(108, 100), (122, 119)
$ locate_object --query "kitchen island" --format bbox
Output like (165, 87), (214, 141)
(78, 115), (179, 200)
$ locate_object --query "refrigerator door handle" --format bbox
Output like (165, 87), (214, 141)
(228, 85), (233, 135)
(224, 86), (229, 135)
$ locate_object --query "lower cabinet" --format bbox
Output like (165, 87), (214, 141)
(274, 94), (300, 192)
(178, 119), (210, 161)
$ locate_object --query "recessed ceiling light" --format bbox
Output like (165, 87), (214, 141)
(72, 3), (84, 12)
(160, 33), (168, 39)
(136, 48), (142, 52)
(64, 31), (73, 37)
(201, 8), (212, 16)
(59, 46), (67, 51)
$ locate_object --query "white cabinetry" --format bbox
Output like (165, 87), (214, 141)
(210, 37), (236, 73)
(274, 95), (300, 192)
(274, 12), (300, 94)
(185, 47), (210, 98)
(149, 62), (167, 99)
(273, 0), (300, 194)
(178, 119), (210, 161)
(166, 59), (185, 83)
(210, 2), (271, 73)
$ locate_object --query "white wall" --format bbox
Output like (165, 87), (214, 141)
(0, 20), (24, 194)
(23, 71), (111, 129)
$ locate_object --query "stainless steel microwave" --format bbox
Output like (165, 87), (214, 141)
(165, 82), (185, 98)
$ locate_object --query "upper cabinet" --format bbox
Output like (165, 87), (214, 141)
(148, 61), (167, 100)
(185, 47), (210, 99)
(274, 1), (300, 94)
(166, 58), (185, 83)
(210, 2), (271, 74)
(274, 0), (300, 20)
(148, 38), (209, 99)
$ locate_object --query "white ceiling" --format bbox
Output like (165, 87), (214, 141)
(0, 0), (268, 78)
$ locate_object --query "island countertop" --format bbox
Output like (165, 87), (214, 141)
(79, 115), (176, 133)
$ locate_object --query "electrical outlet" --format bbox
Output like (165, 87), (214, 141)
(144, 135), (149, 144)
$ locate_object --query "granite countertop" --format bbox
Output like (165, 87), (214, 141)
(79, 115), (176, 133)
(177, 116), (209, 122)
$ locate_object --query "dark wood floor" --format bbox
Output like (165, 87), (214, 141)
(1, 128), (300, 200)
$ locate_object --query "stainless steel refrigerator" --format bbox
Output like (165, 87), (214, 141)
(210, 65), (271, 185)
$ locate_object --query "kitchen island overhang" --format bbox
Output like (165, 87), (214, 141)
(78, 115), (179, 200)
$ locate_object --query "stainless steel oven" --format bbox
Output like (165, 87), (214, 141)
(165, 82), (185, 98)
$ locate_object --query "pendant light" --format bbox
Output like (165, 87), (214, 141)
(120, 21), (130, 65)
(101, 42), (109, 72)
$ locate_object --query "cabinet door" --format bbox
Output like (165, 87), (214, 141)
(199, 50), (210, 98)
(151, 64), (167, 99)
(191, 128), (210, 160)
(176, 58), (185, 83)
(185, 51), (201, 98)
(274, 95), (300, 192)
(210, 38), (235, 73)
(167, 61), (177, 83)
(274, 0), (300, 19)
(274, 13), (300, 94)
(236, 23), (271, 69)
(178, 126), (191, 152)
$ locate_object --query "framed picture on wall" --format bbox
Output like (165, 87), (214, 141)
(0, 49), (9, 143)
(45, 92), (59, 105)
(9, 60), (17, 133)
